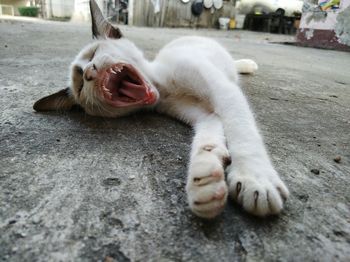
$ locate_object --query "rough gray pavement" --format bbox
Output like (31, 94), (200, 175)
(0, 18), (350, 262)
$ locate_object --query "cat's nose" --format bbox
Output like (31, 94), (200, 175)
(84, 64), (97, 81)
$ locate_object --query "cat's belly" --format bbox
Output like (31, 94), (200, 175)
(155, 87), (214, 124)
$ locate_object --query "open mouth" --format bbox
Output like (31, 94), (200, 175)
(98, 63), (157, 107)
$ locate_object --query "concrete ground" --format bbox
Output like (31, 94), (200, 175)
(0, 17), (349, 262)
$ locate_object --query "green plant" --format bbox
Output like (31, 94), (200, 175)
(18, 6), (39, 17)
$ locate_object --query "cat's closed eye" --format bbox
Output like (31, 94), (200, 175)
(73, 66), (84, 95)
(76, 66), (83, 76)
(89, 48), (97, 62)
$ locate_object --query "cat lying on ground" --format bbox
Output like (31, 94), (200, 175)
(34, 0), (289, 219)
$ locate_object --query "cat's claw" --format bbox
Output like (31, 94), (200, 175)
(186, 150), (228, 219)
(227, 167), (289, 216)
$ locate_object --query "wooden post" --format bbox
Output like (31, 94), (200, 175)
(128, 0), (134, 25)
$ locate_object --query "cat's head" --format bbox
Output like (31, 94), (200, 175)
(33, 0), (159, 117)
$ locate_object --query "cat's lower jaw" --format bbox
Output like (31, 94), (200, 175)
(227, 161), (289, 217)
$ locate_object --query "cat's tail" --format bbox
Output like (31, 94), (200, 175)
(235, 59), (258, 74)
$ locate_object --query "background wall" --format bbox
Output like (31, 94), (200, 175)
(0, 0), (31, 15)
(44, 0), (74, 18)
(130, 0), (236, 28)
(297, 0), (350, 50)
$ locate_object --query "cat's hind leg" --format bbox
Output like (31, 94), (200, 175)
(235, 59), (258, 74)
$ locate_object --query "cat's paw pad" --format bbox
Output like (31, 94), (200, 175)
(186, 152), (228, 219)
(228, 172), (289, 216)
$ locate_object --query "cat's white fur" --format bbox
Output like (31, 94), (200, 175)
(71, 37), (288, 218)
(34, 1), (289, 219)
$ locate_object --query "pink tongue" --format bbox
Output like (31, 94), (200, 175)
(119, 80), (146, 100)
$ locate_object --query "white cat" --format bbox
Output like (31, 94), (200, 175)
(34, 0), (289, 219)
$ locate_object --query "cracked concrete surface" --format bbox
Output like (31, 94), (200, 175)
(0, 18), (349, 261)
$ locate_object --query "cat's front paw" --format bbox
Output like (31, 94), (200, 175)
(227, 166), (289, 216)
(186, 151), (228, 219)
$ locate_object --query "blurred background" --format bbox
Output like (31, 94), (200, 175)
(0, 0), (349, 49)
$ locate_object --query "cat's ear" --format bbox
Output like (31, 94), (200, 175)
(90, 0), (123, 39)
(33, 88), (76, 112)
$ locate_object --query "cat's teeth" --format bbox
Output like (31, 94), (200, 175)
(110, 68), (117, 74)
(103, 86), (112, 99)
(114, 65), (123, 73)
